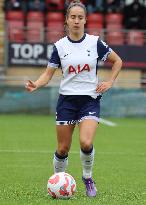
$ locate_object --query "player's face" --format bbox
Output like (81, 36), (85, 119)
(66, 6), (86, 35)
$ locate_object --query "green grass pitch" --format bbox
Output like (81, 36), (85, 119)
(0, 115), (146, 205)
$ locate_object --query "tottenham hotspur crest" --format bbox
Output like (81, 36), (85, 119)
(87, 50), (91, 56)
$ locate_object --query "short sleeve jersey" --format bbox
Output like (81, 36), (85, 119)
(48, 33), (112, 98)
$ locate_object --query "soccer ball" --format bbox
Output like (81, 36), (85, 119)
(47, 172), (76, 199)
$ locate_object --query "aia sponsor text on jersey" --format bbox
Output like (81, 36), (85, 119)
(68, 64), (91, 74)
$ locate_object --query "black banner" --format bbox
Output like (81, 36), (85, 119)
(8, 43), (53, 67)
(106, 45), (146, 69)
(8, 43), (146, 68)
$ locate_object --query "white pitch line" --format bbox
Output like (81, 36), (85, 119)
(0, 149), (145, 156)
(99, 118), (117, 127)
(0, 150), (78, 154)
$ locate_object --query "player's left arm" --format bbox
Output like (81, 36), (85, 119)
(96, 51), (122, 93)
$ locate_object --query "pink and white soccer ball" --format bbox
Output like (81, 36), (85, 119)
(47, 172), (76, 199)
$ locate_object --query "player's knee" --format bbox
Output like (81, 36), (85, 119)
(58, 145), (69, 156)
(80, 140), (92, 151)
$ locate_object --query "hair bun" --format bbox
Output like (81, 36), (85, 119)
(66, 0), (86, 18)
(72, 0), (81, 3)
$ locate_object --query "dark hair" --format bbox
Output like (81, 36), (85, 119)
(64, 1), (86, 34)
(66, 0), (87, 18)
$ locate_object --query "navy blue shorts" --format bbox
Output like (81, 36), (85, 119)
(56, 95), (101, 125)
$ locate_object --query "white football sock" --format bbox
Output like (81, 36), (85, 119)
(53, 151), (68, 173)
(80, 146), (95, 179)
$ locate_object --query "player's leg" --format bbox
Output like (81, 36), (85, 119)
(79, 119), (98, 197)
(79, 119), (97, 179)
(53, 124), (75, 173)
(56, 124), (75, 156)
(79, 119), (97, 152)
(77, 95), (101, 197)
(54, 95), (77, 173)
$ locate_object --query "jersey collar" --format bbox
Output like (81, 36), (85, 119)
(67, 33), (86, 43)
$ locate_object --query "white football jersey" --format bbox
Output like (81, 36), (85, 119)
(48, 33), (112, 98)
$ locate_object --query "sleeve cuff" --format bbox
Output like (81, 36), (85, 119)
(47, 62), (59, 68)
(101, 48), (113, 62)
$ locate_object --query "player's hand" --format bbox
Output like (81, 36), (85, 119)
(96, 81), (113, 93)
(25, 80), (37, 92)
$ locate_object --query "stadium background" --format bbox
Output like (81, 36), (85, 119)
(0, 1), (146, 205)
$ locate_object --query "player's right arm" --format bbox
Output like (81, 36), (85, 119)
(25, 44), (61, 92)
(25, 67), (56, 92)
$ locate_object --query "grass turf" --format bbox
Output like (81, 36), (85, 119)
(0, 115), (146, 205)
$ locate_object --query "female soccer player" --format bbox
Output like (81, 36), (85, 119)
(25, 0), (122, 197)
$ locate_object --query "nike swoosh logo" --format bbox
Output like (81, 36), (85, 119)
(89, 112), (96, 115)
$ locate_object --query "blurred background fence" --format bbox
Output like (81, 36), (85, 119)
(0, 75), (146, 117)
